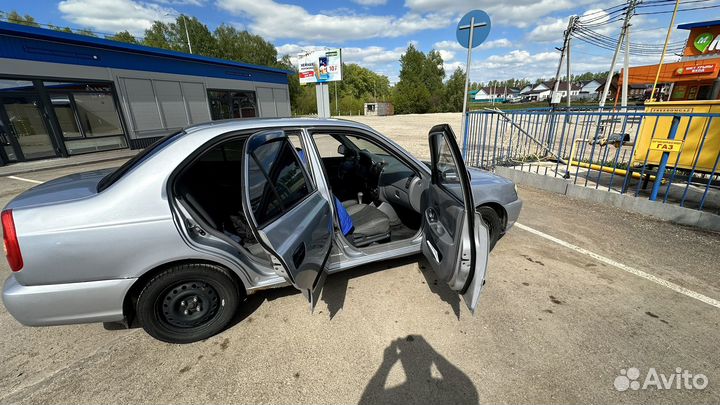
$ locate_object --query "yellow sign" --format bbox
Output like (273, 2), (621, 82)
(650, 139), (684, 153)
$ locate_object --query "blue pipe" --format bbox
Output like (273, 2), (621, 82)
(649, 115), (680, 201)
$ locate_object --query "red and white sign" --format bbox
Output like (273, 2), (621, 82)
(675, 64), (716, 75)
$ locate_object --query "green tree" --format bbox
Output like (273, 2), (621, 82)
(75, 28), (97, 37)
(107, 30), (138, 44)
(143, 21), (171, 49)
(2, 11), (40, 27)
(443, 67), (465, 112)
(275, 55), (302, 114)
(393, 44), (431, 114)
(167, 15), (216, 56)
(423, 49), (445, 112)
(214, 24), (277, 66)
(47, 24), (73, 33)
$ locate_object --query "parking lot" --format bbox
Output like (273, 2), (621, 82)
(1, 128), (720, 404)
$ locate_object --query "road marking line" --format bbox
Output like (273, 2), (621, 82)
(7, 175), (43, 184)
(515, 222), (720, 309)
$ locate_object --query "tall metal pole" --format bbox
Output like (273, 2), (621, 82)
(600, 0), (637, 108)
(567, 34), (572, 108)
(460, 16), (476, 137)
(182, 15), (193, 54)
(621, 24), (630, 108)
(334, 81), (339, 116)
(552, 16), (576, 105)
(651, 0), (681, 101)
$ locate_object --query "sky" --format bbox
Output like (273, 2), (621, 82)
(2, 0), (716, 84)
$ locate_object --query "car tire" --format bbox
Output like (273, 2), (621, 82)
(477, 206), (502, 251)
(136, 263), (241, 344)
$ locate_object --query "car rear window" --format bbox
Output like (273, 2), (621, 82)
(97, 131), (184, 192)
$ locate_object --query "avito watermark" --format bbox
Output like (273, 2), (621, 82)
(614, 367), (709, 391)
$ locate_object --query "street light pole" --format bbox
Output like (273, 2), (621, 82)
(182, 14), (193, 54)
(166, 12), (193, 54)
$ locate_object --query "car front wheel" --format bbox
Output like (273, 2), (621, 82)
(136, 263), (241, 344)
(478, 206), (502, 251)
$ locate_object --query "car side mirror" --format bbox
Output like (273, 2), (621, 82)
(337, 144), (346, 155)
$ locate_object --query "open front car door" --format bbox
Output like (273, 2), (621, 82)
(242, 130), (333, 310)
(421, 124), (490, 314)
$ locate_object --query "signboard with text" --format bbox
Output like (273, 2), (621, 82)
(684, 26), (720, 57)
(675, 64), (716, 75)
(298, 49), (343, 85)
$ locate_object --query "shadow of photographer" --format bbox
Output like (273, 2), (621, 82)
(359, 335), (478, 405)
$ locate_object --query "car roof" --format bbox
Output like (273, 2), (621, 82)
(183, 117), (375, 135)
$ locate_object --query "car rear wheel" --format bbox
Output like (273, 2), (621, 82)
(136, 263), (241, 344)
(477, 206), (502, 251)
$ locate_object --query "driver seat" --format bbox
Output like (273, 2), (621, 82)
(345, 203), (390, 247)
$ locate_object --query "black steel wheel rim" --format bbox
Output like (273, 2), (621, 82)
(158, 280), (221, 328)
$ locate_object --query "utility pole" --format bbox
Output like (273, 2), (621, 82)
(567, 33), (572, 109)
(651, 0), (681, 102)
(551, 16), (577, 106)
(600, 0), (638, 108)
(621, 25), (630, 107)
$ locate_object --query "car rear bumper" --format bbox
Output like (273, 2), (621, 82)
(2, 275), (136, 326)
(504, 198), (522, 231)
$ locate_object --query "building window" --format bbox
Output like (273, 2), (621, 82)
(44, 81), (127, 154)
(207, 89), (257, 120)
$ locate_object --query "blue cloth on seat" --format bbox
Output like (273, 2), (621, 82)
(334, 197), (354, 236)
(297, 149), (353, 236)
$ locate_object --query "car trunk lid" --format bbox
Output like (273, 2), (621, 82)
(5, 168), (114, 210)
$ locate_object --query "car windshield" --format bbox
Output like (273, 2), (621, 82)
(97, 131), (184, 192)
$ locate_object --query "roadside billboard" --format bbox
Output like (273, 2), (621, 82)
(298, 49), (342, 85)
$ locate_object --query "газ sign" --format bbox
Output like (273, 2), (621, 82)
(298, 49), (343, 85)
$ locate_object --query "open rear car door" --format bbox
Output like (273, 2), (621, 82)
(421, 124), (490, 314)
(242, 130), (333, 310)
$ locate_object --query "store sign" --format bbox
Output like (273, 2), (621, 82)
(674, 64), (716, 75)
(298, 49), (343, 85)
(684, 27), (720, 56)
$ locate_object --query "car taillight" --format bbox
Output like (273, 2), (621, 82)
(1, 210), (23, 272)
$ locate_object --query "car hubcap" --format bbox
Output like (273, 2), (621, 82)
(160, 281), (220, 328)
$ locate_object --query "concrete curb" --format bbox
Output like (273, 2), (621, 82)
(496, 166), (720, 233)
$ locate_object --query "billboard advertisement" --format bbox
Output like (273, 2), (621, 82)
(298, 49), (342, 84)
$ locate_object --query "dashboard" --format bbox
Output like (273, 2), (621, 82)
(374, 154), (424, 213)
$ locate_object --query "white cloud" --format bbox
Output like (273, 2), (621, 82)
(58, 0), (175, 35)
(479, 38), (513, 49)
(216, 0), (454, 41)
(405, 0), (597, 28)
(155, 0), (206, 6)
(352, 0), (387, 5)
(527, 17), (567, 42)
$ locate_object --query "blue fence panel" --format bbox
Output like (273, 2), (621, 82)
(463, 107), (720, 214)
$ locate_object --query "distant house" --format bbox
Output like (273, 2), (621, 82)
(470, 86), (516, 102)
(364, 102), (393, 116)
(578, 79), (602, 100)
(521, 81), (581, 102)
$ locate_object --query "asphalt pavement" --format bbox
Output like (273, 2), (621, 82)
(0, 162), (718, 404)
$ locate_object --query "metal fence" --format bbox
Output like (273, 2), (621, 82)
(462, 107), (720, 213)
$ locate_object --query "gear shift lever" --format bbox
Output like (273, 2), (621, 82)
(357, 192), (363, 205)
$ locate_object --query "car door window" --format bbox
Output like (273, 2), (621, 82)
(247, 138), (311, 227)
(435, 135), (463, 201)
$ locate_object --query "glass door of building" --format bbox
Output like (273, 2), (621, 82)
(0, 95), (58, 161)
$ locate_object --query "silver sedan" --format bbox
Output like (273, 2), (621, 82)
(2, 118), (521, 343)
